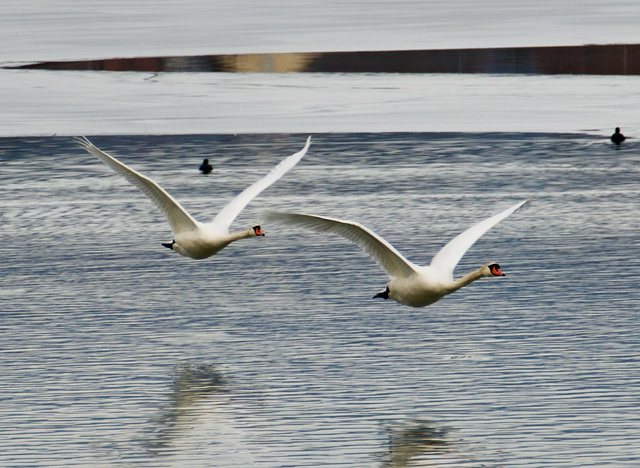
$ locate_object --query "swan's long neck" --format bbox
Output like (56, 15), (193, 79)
(227, 228), (256, 242)
(447, 266), (489, 294)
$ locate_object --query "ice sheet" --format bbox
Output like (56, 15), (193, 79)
(1, 70), (638, 137)
(1, 0), (639, 137)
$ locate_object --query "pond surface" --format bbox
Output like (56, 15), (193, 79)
(2, 133), (639, 466)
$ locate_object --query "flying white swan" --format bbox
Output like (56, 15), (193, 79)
(267, 200), (527, 307)
(76, 136), (311, 259)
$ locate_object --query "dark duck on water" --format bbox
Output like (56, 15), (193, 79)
(611, 127), (626, 145)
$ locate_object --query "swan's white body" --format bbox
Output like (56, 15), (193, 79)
(76, 136), (311, 259)
(268, 200), (527, 307)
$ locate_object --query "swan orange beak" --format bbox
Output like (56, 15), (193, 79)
(490, 265), (505, 276)
(254, 226), (265, 237)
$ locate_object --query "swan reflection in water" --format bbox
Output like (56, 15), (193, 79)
(146, 363), (229, 455)
(379, 419), (451, 467)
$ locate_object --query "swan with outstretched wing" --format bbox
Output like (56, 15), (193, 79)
(267, 200), (527, 307)
(76, 136), (311, 259)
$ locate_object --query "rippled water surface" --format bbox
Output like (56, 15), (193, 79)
(2, 133), (640, 467)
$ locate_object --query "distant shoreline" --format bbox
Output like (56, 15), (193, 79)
(7, 44), (639, 75)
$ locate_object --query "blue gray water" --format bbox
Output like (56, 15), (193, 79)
(2, 133), (639, 467)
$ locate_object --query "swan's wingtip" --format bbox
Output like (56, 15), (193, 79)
(263, 210), (287, 222)
(73, 135), (93, 149)
(518, 199), (532, 210)
(73, 135), (92, 148)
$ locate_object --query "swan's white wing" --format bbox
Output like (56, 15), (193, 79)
(267, 212), (420, 279)
(75, 136), (199, 235)
(212, 136), (311, 230)
(430, 200), (528, 280)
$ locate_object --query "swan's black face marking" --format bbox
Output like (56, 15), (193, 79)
(253, 225), (265, 237)
(489, 263), (505, 276)
(162, 240), (175, 250)
(374, 286), (390, 300)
